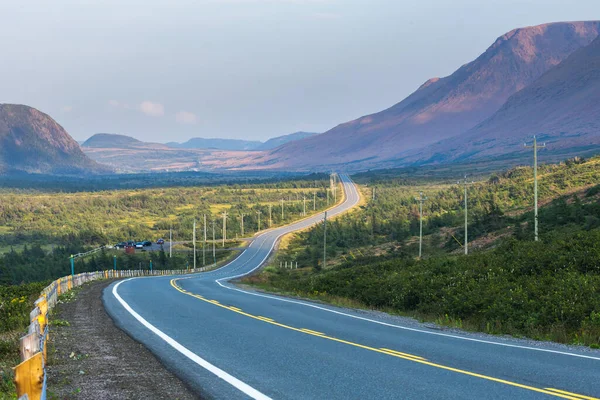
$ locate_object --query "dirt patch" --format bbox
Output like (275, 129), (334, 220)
(46, 280), (200, 400)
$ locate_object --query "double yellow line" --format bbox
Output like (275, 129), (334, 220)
(170, 278), (598, 400)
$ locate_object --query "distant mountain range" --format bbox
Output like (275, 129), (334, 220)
(164, 131), (318, 151)
(3, 22), (600, 176)
(244, 21), (600, 171)
(0, 104), (109, 175)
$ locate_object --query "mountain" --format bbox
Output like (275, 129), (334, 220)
(413, 35), (600, 164)
(248, 21), (600, 171)
(167, 137), (262, 151)
(82, 133), (169, 150)
(0, 104), (109, 175)
(256, 131), (318, 150)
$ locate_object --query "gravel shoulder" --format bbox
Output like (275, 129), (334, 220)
(46, 279), (200, 400)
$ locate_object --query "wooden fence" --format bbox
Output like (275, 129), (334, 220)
(14, 266), (213, 400)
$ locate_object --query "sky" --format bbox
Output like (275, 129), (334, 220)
(1, 0), (599, 143)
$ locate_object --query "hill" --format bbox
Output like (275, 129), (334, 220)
(167, 137), (262, 151)
(82, 133), (169, 150)
(414, 35), (600, 164)
(0, 104), (109, 175)
(256, 131), (318, 150)
(245, 21), (600, 171)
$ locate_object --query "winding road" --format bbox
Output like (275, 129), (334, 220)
(104, 175), (600, 399)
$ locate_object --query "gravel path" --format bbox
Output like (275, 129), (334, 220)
(46, 280), (200, 400)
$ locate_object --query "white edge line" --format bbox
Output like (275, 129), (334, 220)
(112, 279), (272, 400)
(212, 176), (600, 362)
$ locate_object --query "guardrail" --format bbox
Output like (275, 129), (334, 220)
(14, 266), (212, 400)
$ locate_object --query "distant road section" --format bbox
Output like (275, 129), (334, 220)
(104, 175), (600, 400)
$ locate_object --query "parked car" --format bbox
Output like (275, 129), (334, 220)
(127, 241), (136, 247)
(115, 242), (127, 249)
(143, 240), (152, 247)
(157, 238), (165, 245)
(135, 242), (144, 249)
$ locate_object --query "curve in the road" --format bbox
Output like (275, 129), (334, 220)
(105, 175), (600, 400)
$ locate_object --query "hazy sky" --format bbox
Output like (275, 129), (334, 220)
(1, 1), (599, 142)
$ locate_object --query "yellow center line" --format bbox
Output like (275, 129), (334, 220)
(300, 329), (325, 336)
(380, 348), (427, 361)
(230, 307), (243, 312)
(170, 279), (594, 400)
(546, 388), (599, 400)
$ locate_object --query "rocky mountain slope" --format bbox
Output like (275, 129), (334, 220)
(246, 21), (600, 171)
(411, 35), (600, 164)
(0, 104), (109, 175)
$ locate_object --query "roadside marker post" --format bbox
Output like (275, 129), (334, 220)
(113, 255), (117, 270)
(70, 255), (74, 276)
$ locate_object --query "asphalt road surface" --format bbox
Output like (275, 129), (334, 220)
(104, 175), (600, 400)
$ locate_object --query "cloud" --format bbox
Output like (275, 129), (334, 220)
(108, 99), (121, 107)
(176, 111), (198, 125)
(61, 105), (73, 112)
(139, 101), (165, 117)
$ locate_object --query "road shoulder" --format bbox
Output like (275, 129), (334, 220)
(46, 279), (200, 400)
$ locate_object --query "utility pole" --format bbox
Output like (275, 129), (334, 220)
(414, 192), (428, 259)
(524, 136), (546, 241)
(327, 188), (330, 206)
(203, 214), (207, 266)
(313, 192), (316, 211)
(169, 223), (172, 258)
(193, 219), (196, 269)
(240, 213), (245, 237)
(303, 196), (306, 216)
(281, 199), (284, 220)
(460, 175), (474, 255)
(212, 219), (216, 264)
(222, 211), (228, 247)
(269, 204), (272, 227)
(257, 210), (262, 231)
(323, 211), (328, 269)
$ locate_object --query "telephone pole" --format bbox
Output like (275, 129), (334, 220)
(212, 219), (216, 264)
(303, 196), (306, 216)
(313, 192), (316, 211)
(323, 211), (328, 268)
(415, 192), (427, 259)
(240, 213), (245, 237)
(281, 199), (284, 220)
(257, 210), (262, 231)
(222, 211), (228, 247)
(269, 204), (272, 227)
(203, 214), (207, 266)
(169, 223), (172, 258)
(524, 136), (546, 241)
(193, 219), (197, 269)
(460, 175), (474, 255)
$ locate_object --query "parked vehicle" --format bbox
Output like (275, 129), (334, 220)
(115, 242), (127, 249)
(127, 241), (136, 247)
(157, 238), (165, 245)
(135, 242), (144, 249)
(143, 241), (152, 247)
